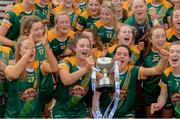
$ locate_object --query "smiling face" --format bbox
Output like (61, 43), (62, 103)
(25, 0), (35, 5)
(113, 0), (123, 8)
(151, 28), (166, 51)
(171, 0), (180, 5)
(20, 40), (36, 62)
(75, 38), (91, 60)
(56, 14), (71, 34)
(169, 44), (180, 68)
(30, 21), (44, 43)
(132, 0), (147, 21)
(100, 7), (114, 25)
(114, 46), (131, 69)
(117, 25), (133, 46)
(172, 9), (180, 30)
(40, 0), (48, 6)
(87, 0), (101, 16)
(115, 5), (123, 19)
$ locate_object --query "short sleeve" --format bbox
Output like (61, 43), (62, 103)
(159, 72), (168, 88)
(58, 60), (69, 70)
(138, 67), (147, 80)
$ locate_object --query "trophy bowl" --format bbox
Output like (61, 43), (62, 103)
(96, 57), (114, 92)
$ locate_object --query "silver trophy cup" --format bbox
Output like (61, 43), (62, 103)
(96, 57), (114, 92)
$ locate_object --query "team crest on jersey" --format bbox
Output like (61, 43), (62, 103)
(19, 88), (37, 101)
(69, 85), (88, 97)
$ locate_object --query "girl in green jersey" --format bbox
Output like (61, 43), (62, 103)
(4, 26), (58, 118)
(92, 45), (169, 118)
(151, 41), (180, 118)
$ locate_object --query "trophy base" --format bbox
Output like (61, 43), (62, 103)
(96, 85), (114, 93)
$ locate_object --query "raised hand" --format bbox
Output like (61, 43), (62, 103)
(85, 56), (95, 71)
(151, 103), (163, 115)
(159, 49), (169, 60)
(27, 33), (35, 53)
(171, 93), (180, 104)
(41, 25), (49, 47)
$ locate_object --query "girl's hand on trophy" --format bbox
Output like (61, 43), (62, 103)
(171, 93), (180, 104)
(85, 56), (95, 71)
(119, 89), (127, 100)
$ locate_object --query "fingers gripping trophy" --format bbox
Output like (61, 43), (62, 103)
(91, 57), (120, 119)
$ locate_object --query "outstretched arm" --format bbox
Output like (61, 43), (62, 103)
(151, 83), (168, 114)
(143, 49), (169, 77)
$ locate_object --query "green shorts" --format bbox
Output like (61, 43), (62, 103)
(52, 100), (89, 118)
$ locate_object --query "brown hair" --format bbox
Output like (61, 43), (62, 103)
(71, 34), (92, 50)
(116, 24), (135, 45)
(55, 12), (70, 28)
(87, 0), (102, 14)
(82, 29), (103, 50)
(131, 0), (146, 10)
(170, 5), (180, 27)
(140, 25), (165, 59)
(14, 36), (29, 62)
(20, 16), (41, 36)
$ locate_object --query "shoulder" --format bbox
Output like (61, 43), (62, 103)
(166, 27), (175, 40)
(79, 11), (89, 19)
(48, 29), (57, 42)
(163, 0), (173, 9)
(68, 30), (75, 38)
(94, 20), (104, 28)
(163, 67), (173, 77)
(12, 4), (24, 16)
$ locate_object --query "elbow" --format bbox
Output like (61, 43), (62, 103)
(5, 68), (18, 81)
(61, 79), (70, 86)
(51, 67), (58, 73)
(6, 73), (18, 81)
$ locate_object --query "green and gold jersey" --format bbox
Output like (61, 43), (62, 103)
(4, 61), (45, 118)
(142, 50), (161, 105)
(107, 44), (141, 65)
(52, 56), (90, 118)
(0, 45), (13, 96)
(53, 4), (82, 29)
(0, 45), (14, 65)
(35, 42), (55, 107)
(166, 27), (180, 42)
(35, 42), (46, 62)
(160, 67), (180, 117)
(76, 10), (100, 31)
(1, 4), (35, 42)
(91, 20), (116, 44)
(147, 0), (173, 25)
(78, 2), (86, 11)
(34, 3), (51, 24)
(100, 65), (145, 118)
(124, 14), (153, 44)
(48, 29), (75, 58)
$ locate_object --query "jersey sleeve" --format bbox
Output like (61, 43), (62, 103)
(159, 72), (168, 88)
(76, 15), (86, 31)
